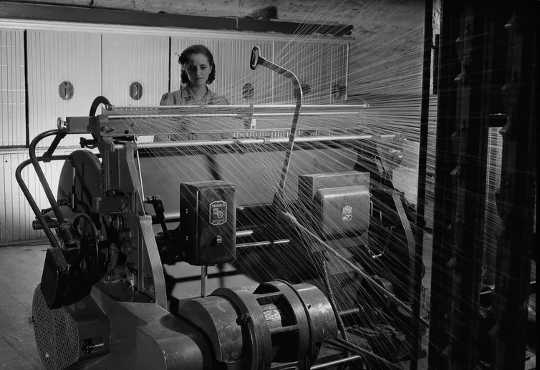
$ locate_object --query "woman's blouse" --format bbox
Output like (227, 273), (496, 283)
(160, 85), (229, 106)
(155, 85), (229, 141)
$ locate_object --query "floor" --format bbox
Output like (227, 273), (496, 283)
(0, 246), (45, 369)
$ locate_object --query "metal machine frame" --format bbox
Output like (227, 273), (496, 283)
(15, 3), (537, 368)
(17, 99), (423, 369)
(15, 45), (433, 370)
(428, 2), (537, 369)
(17, 94), (433, 370)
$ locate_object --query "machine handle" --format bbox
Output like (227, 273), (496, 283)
(249, 46), (303, 206)
(249, 46), (260, 70)
(28, 129), (77, 246)
(16, 159), (61, 248)
(89, 95), (112, 117)
(42, 130), (67, 161)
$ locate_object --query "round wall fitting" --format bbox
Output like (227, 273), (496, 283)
(58, 81), (74, 100)
(242, 82), (255, 100)
(129, 82), (143, 100)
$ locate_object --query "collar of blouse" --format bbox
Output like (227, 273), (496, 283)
(181, 85), (210, 103)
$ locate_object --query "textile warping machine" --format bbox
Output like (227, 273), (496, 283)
(17, 48), (422, 369)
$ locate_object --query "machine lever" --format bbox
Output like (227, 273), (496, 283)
(42, 129), (67, 162)
(16, 159), (61, 248)
(250, 46), (303, 206)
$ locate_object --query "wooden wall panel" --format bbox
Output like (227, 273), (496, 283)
(329, 43), (348, 104)
(26, 30), (101, 147)
(220, 39), (273, 104)
(0, 150), (63, 243)
(0, 29), (26, 146)
(273, 40), (331, 105)
(102, 33), (168, 107)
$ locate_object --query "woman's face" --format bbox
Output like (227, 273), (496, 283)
(183, 53), (212, 87)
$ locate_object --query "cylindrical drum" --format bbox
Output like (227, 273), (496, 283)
(177, 281), (338, 370)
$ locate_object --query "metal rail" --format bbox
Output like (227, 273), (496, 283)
(102, 104), (368, 118)
(63, 104), (369, 136)
(310, 355), (363, 369)
(16, 129), (74, 248)
(133, 133), (381, 149)
(28, 129), (67, 225)
(15, 159), (61, 248)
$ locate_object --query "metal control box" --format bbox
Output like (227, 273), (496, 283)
(298, 171), (370, 235)
(314, 185), (370, 236)
(298, 171), (370, 204)
(180, 181), (236, 265)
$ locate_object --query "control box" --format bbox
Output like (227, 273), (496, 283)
(315, 185), (370, 236)
(298, 171), (370, 204)
(179, 181), (236, 265)
(298, 171), (370, 237)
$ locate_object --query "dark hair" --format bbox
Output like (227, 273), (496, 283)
(179, 44), (216, 85)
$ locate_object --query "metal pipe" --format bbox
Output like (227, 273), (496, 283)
(135, 138), (387, 158)
(135, 147), (146, 215)
(108, 103), (367, 112)
(249, 45), (303, 200)
(270, 361), (300, 370)
(28, 129), (67, 224)
(105, 108), (366, 119)
(236, 239), (290, 249)
(235, 229), (254, 238)
(201, 266), (207, 297)
(15, 159), (61, 249)
(338, 307), (361, 316)
(42, 130), (67, 161)
(129, 133), (384, 150)
(310, 355), (363, 369)
(98, 104), (368, 128)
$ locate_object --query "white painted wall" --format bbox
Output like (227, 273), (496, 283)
(102, 33), (168, 106)
(27, 30), (101, 147)
(0, 29), (25, 146)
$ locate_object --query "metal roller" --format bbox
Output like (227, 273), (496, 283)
(176, 281), (338, 370)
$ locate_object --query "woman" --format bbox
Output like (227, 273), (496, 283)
(156, 44), (229, 141)
(160, 44), (229, 106)
(158, 45), (229, 291)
